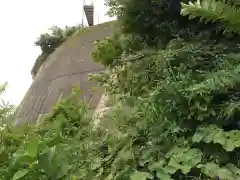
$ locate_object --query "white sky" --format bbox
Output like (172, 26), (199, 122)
(0, 0), (115, 105)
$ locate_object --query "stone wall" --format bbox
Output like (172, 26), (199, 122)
(15, 21), (116, 124)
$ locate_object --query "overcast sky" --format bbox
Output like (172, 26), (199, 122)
(0, 0), (115, 105)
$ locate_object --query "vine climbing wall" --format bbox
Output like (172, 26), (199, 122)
(15, 21), (116, 124)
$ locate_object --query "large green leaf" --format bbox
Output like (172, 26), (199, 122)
(27, 138), (38, 158)
(130, 171), (153, 180)
(55, 164), (71, 179)
(37, 146), (57, 173)
(156, 170), (172, 180)
(165, 148), (203, 174)
(12, 169), (29, 180)
(148, 159), (166, 171)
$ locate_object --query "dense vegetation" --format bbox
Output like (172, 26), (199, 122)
(31, 25), (83, 77)
(1, 0), (240, 179)
(0, 83), (15, 125)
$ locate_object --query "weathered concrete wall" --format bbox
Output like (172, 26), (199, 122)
(16, 21), (116, 124)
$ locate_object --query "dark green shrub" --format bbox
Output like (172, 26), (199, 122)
(2, 0), (240, 179)
(88, 0), (240, 179)
(107, 0), (221, 46)
(92, 33), (144, 67)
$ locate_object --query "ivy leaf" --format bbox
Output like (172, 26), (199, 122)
(139, 148), (155, 166)
(224, 140), (235, 152)
(12, 169), (29, 180)
(197, 162), (236, 180)
(130, 171), (153, 180)
(192, 132), (203, 142)
(156, 170), (173, 180)
(213, 130), (227, 145)
(168, 158), (191, 174)
(165, 146), (190, 158)
(163, 165), (178, 174)
(167, 148), (202, 174)
(148, 159), (166, 171)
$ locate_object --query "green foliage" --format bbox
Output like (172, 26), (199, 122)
(105, 0), (124, 17)
(181, 0), (240, 34)
(0, 87), (101, 180)
(91, 33), (144, 67)
(88, 0), (240, 179)
(3, 0), (240, 179)
(193, 125), (240, 151)
(107, 0), (221, 46)
(0, 82), (15, 124)
(31, 25), (83, 77)
(92, 35), (123, 67)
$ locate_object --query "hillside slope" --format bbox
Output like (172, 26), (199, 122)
(15, 21), (116, 124)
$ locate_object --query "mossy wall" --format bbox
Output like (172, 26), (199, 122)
(15, 21), (116, 124)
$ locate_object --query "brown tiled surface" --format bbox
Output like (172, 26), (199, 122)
(16, 22), (115, 123)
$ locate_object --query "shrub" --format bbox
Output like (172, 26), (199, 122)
(2, 0), (240, 179)
(0, 82), (15, 125)
(106, 0), (221, 46)
(89, 0), (240, 179)
(0, 87), (107, 180)
(91, 33), (144, 67)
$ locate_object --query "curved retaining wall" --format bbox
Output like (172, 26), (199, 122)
(16, 21), (116, 124)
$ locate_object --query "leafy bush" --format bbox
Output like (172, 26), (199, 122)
(0, 87), (108, 180)
(88, 0), (240, 179)
(91, 33), (144, 67)
(2, 0), (240, 179)
(106, 0), (220, 46)
(31, 25), (83, 77)
(105, 0), (124, 17)
(0, 83), (15, 125)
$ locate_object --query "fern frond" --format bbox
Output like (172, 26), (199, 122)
(181, 0), (240, 34)
(221, 100), (240, 118)
(187, 66), (240, 94)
